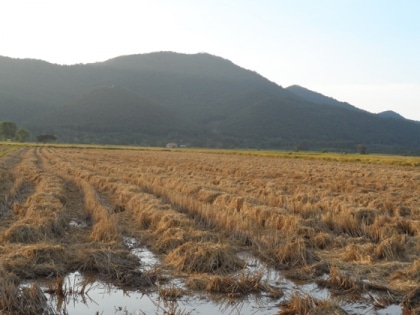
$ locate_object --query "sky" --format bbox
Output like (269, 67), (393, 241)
(1, 0), (419, 120)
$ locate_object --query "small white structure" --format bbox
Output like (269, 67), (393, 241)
(166, 143), (178, 148)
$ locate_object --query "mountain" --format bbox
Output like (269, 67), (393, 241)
(33, 86), (197, 144)
(95, 52), (283, 125)
(377, 110), (406, 120)
(286, 85), (358, 111)
(0, 91), (53, 124)
(287, 85), (410, 122)
(0, 52), (419, 154)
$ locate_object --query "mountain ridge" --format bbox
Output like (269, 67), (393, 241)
(377, 110), (406, 120)
(286, 85), (359, 111)
(0, 52), (419, 153)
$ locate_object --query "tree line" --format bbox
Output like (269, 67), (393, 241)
(0, 121), (59, 143)
(0, 121), (30, 142)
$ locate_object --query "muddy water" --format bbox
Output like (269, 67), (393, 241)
(40, 244), (403, 315)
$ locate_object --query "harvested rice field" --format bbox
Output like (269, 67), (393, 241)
(0, 145), (419, 314)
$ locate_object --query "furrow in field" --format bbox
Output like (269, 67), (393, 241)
(46, 149), (279, 232)
(16, 148), (158, 289)
(50, 148), (417, 228)
(39, 148), (262, 282)
(41, 149), (319, 271)
(1, 148), (68, 245)
(35, 147), (420, 307)
(0, 148), (74, 283)
(0, 148), (30, 234)
(0, 148), (162, 314)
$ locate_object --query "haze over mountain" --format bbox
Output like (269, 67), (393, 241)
(0, 52), (419, 153)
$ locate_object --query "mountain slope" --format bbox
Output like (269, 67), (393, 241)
(0, 91), (53, 125)
(286, 85), (358, 110)
(377, 110), (406, 120)
(33, 86), (198, 143)
(102, 52), (259, 79)
(0, 52), (419, 153)
(47, 86), (189, 129)
(219, 95), (420, 148)
(95, 52), (284, 124)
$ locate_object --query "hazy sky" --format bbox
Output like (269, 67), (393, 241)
(2, 0), (419, 120)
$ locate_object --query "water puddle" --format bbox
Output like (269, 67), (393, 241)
(123, 237), (160, 271)
(32, 239), (279, 314)
(41, 271), (281, 315)
(237, 252), (403, 315)
(69, 219), (89, 229)
(237, 252), (329, 299)
(29, 244), (403, 314)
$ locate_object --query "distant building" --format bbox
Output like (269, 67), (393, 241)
(166, 143), (178, 148)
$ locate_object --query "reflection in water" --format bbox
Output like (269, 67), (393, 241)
(43, 270), (281, 314)
(237, 252), (404, 315)
(38, 246), (403, 315)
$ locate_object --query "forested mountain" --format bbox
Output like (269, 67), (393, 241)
(0, 52), (419, 153)
(34, 86), (198, 145)
(286, 85), (358, 110)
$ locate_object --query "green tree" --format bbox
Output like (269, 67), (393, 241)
(0, 121), (17, 140)
(15, 127), (30, 143)
(37, 134), (57, 143)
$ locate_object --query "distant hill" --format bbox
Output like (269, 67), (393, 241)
(0, 52), (419, 153)
(218, 95), (420, 150)
(287, 85), (411, 123)
(0, 91), (53, 125)
(34, 86), (197, 144)
(286, 85), (358, 110)
(95, 52), (283, 124)
(377, 110), (406, 120)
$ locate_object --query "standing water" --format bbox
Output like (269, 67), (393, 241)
(38, 241), (403, 314)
